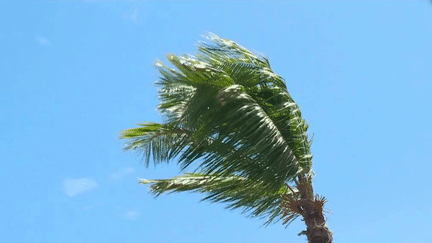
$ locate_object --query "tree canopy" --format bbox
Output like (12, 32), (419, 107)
(120, 33), (328, 233)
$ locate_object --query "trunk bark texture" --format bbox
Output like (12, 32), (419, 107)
(300, 198), (333, 243)
(297, 175), (333, 243)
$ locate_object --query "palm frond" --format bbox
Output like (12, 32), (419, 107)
(175, 83), (303, 194)
(139, 172), (302, 227)
(121, 32), (316, 228)
(120, 122), (192, 167)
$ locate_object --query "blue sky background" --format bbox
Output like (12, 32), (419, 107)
(1, 1), (432, 242)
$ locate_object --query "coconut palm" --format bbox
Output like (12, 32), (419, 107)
(120, 32), (333, 243)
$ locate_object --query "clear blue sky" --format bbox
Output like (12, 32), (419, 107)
(1, 1), (432, 242)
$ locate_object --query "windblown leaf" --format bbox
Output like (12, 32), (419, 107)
(121, 32), (315, 228)
(139, 172), (301, 227)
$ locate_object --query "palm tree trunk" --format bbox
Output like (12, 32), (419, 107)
(296, 175), (333, 243)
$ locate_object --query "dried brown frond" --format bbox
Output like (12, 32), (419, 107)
(279, 191), (302, 225)
(313, 194), (327, 212)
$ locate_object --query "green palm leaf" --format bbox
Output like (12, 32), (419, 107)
(139, 172), (301, 227)
(121, 32), (316, 228)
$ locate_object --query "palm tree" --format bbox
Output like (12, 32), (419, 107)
(120, 32), (333, 243)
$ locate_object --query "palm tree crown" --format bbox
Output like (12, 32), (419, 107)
(120, 33), (331, 242)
